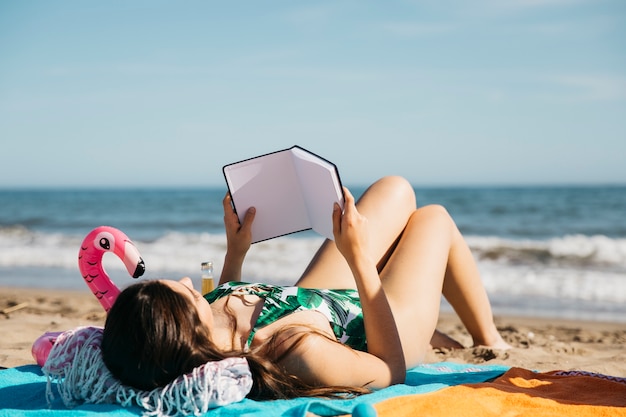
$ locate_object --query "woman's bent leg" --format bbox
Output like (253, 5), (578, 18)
(295, 176), (416, 289)
(379, 205), (508, 367)
(441, 226), (510, 349)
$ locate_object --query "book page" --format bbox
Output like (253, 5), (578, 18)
(291, 147), (344, 240)
(223, 150), (311, 243)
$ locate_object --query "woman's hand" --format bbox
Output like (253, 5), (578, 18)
(223, 193), (255, 256)
(332, 187), (371, 267)
(220, 193), (255, 284)
(331, 187), (406, 383)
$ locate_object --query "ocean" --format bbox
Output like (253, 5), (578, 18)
(1, 185), (625, 323)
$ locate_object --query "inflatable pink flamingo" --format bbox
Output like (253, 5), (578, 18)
(77, 225), (145, 312)
(31, 226), (145, 366)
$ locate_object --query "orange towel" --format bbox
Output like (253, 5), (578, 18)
(370, 367), (626, 416)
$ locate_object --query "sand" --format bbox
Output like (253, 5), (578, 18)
(1, 286), (625, 377)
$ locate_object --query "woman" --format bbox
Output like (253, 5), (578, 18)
(102, 176), (510, 399)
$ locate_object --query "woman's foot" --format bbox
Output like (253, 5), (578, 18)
(430, 329), (465, 349)
(473, 329), (512, 350)
(480, 337), (513, 350)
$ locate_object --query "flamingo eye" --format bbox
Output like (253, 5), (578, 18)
(94, 231), (116, 252)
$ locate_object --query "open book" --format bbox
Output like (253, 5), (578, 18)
(223, 146), (344, 243)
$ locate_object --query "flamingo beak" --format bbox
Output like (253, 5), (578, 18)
(122, 240), (146, 278)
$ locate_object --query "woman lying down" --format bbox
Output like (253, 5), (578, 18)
(102, 176), (511, 399)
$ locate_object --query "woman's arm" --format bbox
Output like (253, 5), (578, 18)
(278, 327), (404, 389)
(219, 193), (255, 285)
(331, 188), (406, 384)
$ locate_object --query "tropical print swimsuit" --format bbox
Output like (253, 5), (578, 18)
(204, 282), (367, 352)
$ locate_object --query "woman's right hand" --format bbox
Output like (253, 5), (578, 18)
(332, 187), (371, 268)
(331, 187), (406, 383)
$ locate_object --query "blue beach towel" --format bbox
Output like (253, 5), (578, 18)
(0, 362), (508, 417)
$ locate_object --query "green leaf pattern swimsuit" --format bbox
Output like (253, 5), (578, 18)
(204, 282), (367, 352)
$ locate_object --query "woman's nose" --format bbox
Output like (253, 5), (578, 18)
(179, 276), (194, 289)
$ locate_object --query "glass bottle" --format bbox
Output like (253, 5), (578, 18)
(201, 261), (214, 295)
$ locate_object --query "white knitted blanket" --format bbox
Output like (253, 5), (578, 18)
(42, 326), (252, 417)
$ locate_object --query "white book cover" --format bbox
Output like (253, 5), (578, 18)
(223, 146), (344, 243)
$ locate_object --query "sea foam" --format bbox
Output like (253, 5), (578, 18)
(1, 227), (625, 321)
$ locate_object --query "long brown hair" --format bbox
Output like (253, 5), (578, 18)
(101, 280), (368, 400)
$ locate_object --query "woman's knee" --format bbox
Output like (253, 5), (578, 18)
(416, 204), (450, 217)
(411, 204), (456, 233)
(365, 176), (416, 210)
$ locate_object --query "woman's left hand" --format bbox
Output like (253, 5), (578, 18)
(219, 193), (256, 284)
(223, 193), (255, 258)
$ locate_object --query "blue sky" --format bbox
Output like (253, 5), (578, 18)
(1, 0), (624, 188)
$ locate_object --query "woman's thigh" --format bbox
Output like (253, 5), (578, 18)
(380, 205), (455, 366)
(295, 176), (416, 289)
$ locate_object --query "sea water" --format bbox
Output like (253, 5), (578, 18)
(1, 185), (625, 323)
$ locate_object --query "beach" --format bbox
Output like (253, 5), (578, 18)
(1, 186), (626, 377)
(2, 286), (625, 377)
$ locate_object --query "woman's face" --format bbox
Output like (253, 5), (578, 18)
(162, 277), (214, 328)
